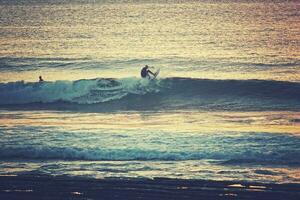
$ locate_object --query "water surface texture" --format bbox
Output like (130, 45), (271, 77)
(0, 0), (299, 184)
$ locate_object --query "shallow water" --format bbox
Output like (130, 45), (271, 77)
(0, 110), (299, 183)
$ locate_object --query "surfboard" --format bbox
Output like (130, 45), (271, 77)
(152, 69), (160, 79)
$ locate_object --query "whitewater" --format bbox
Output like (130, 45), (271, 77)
(1, 78), (300, 111)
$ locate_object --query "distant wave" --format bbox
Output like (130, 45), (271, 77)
(1, 77), (300, 111)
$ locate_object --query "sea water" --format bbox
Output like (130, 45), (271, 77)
(0, 0), (299, 183)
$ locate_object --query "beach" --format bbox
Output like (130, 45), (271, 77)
(1, 175), (300, 200)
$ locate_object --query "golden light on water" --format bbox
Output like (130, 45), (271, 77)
(1, 111), (299, 135)
(0, 0), (300, 185)
(0, 2), (299, 82)
(1, 67), (300, 83)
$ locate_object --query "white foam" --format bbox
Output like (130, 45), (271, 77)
(0, 78), (160, 105)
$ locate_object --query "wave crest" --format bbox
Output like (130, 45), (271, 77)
(1, 77), (300, 111)
(0, 77), (160, 105)
(1, 146), (299, 166)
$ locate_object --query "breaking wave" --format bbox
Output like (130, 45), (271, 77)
(1, 144), (299, 166)
(1, 77), (300, 111)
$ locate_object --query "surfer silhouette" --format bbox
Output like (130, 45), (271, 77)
(141, 65), (155, 79)
(39, 76), (44, 82)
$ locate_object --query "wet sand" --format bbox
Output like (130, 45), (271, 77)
(0, 175), (299, 200)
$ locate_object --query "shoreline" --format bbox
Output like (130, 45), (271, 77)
(0, 175), (299, 200)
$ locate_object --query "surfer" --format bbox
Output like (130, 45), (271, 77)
(141, 65), (155, 79)
(39, 76), (44, 82)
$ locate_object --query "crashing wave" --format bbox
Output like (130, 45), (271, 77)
(0, 77), (300, 111)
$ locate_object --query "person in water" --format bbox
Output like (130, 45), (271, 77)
(39, 76), (44, 82)
(141, 65), (155, 78)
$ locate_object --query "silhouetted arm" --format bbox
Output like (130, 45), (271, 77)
(147, 70), (155, 76)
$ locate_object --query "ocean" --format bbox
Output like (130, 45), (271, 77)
(0, 0), (299, 185)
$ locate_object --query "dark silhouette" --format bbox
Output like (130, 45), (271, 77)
(141, 65), (155, 79)
(39, 76), (44, 82)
